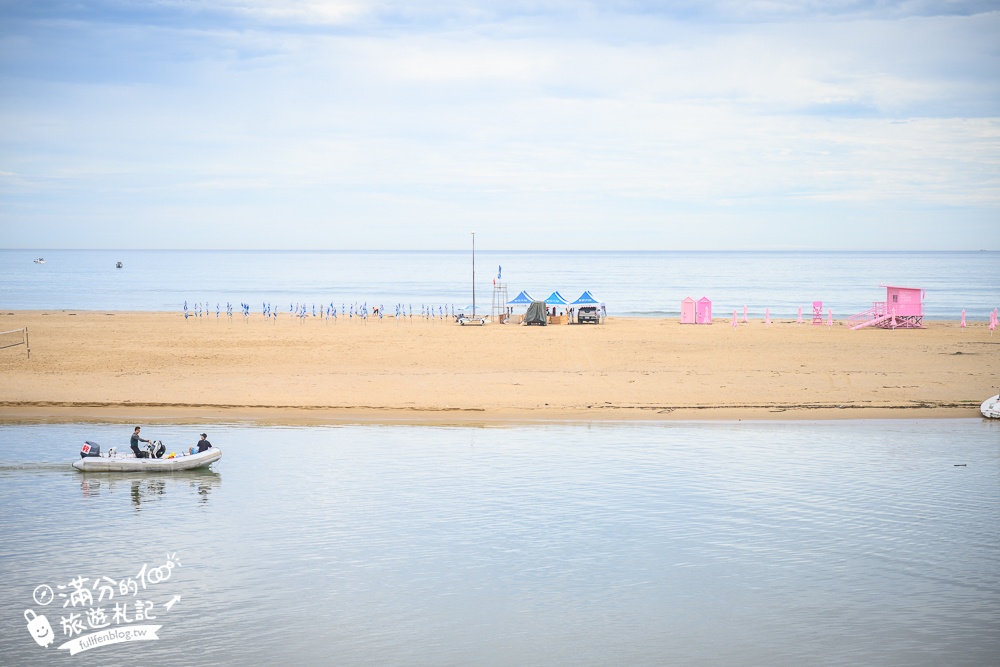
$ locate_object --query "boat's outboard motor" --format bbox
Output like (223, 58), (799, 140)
(147, 440), (166, 459)
(80, 441), (101, 458)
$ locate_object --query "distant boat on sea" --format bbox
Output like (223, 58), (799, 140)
(33, 257), (44, 264)
(116, 261), (123, 269)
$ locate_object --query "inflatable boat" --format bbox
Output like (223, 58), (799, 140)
(73, 441), (222, 472)
(982, 394), (1000, 419)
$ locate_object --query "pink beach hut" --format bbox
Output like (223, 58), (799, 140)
(846, 286), (925, 330)
(697, 297), (713, 324)
(680, 297), (697, 324)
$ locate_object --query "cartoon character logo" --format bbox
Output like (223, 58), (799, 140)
(24, 609), (54, 648)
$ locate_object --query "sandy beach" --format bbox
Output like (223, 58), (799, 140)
(0, 310), (997, 424)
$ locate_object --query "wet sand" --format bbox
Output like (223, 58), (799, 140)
(1, 310), (997, 423)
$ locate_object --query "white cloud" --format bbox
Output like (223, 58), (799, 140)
(0, 2), (997, 249)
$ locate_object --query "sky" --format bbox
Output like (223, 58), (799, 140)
(1, 1), (998, 250)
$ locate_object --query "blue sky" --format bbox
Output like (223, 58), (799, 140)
(1, 1), (998, 250)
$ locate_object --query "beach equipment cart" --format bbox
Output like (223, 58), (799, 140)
(524, 301), (548, 325)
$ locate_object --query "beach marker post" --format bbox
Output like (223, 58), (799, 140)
(731, 311), (738, 328)
(961, 309), (966, 329)
(743, 305), (748, 324)
(764, 308), (771, 327)
(797, 306), (802, 324)
(827, 309), (833, 329)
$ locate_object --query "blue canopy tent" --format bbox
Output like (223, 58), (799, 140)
(507, 291), (535, 305)
(544, 291), (568, 306)
(505, 290), (537, 324)
(570, 291), (601, 305)
(570, 291), (605, 324)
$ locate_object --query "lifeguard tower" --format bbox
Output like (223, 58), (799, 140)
(491, 281), (509, 323)
(846, 285), (925, 330)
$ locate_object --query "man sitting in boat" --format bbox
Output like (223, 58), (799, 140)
(130, 426), (151, 458)
(197, 433), (212, 453)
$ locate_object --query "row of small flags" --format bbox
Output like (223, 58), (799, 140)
(183, 301), (462, 322)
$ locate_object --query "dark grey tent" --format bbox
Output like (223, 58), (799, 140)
(524, 300), (548, 325)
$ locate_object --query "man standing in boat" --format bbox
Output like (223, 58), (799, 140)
(130, 426), (151, 458)
(197, 433), (212, 453)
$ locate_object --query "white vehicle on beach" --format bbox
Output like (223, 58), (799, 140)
(982, 393), (1000, 419)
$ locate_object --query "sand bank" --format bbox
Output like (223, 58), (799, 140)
(1, 310), (997, 424)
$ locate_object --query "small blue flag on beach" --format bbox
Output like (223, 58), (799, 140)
(498, 265), (502, 279)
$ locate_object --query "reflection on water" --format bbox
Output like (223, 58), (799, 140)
(79, 471), (221, 509)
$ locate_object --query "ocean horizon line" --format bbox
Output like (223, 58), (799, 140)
(5, 248), (998, 255)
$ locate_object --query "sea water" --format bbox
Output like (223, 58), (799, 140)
(1, 420), (997, 666)
(2, 249), (998, 319)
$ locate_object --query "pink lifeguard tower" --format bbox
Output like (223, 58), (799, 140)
(697, 297), (712, 324)
(846, 285), (925, 330)
(812, 301), (823, 325)
(680, 297), (697, 324)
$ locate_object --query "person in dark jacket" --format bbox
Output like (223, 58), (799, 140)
(196, 433), (212, 453)
(130, 426), (150, 458)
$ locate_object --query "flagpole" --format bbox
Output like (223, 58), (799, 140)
(471, 231), (476, 318)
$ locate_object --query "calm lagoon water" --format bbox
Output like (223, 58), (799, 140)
(1, 419), (998, 666)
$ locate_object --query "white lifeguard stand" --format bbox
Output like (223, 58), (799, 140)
(491, 282), (509, 323)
